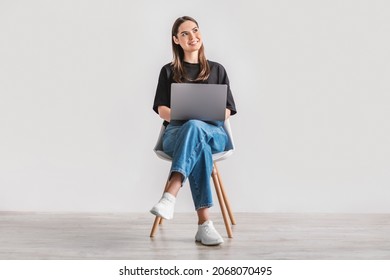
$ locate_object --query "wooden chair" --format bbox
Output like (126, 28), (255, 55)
(150, 120), (236, 238)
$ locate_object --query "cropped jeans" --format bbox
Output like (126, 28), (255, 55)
(162, 120), (228, 210)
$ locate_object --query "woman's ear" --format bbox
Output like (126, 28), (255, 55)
(173, 35), (179, 45)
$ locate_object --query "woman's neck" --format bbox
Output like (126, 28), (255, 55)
(183, 51), (199, 64)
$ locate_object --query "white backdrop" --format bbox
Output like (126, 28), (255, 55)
(1, 0), (389, 213)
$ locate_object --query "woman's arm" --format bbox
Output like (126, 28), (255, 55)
(158, 105), (171, 122)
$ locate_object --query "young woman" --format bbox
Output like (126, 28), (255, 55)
(151, 16), (237, 246)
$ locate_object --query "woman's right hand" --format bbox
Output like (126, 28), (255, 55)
(158, 106), (171, 122)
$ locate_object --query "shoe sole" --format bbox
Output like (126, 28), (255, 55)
(150, 208), (173, 220)
(195, 239), (224, 246)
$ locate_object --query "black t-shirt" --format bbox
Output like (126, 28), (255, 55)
(153, 60), (237, 126)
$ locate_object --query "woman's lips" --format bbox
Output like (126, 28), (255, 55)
(189, 40), (199, 46)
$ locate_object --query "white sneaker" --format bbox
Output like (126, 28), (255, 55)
(150, 192), (176, 220)
(195, 220), (224, 246)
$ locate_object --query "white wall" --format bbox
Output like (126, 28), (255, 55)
(1, 0), (389, 213)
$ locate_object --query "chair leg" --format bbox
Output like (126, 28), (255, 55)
(150, 216), (161, 237)
(150, 177), (170, 237)
(214, 163), (236, 225)
(212, 163), (233, 238)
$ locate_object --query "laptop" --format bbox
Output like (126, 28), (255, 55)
(170, 83), (227, 121)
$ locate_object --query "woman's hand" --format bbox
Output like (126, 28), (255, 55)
(225, 109), (231, 120)
(158, 106), (171, 122)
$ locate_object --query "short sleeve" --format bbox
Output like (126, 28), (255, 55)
(152, 65), (171, 114)
(219, 65), (237, 116)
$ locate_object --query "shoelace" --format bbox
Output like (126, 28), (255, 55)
(160, 197), (174, 206)
(203, 225), (215, 236)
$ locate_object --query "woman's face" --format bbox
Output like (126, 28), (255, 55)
(173, 20), (203, 54)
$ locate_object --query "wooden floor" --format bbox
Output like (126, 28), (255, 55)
(0, 212), (389, 260)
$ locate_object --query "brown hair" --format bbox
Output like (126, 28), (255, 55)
(171, 16), (210, 83)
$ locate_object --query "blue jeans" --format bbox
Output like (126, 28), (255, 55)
(162, 120), (228, 210)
